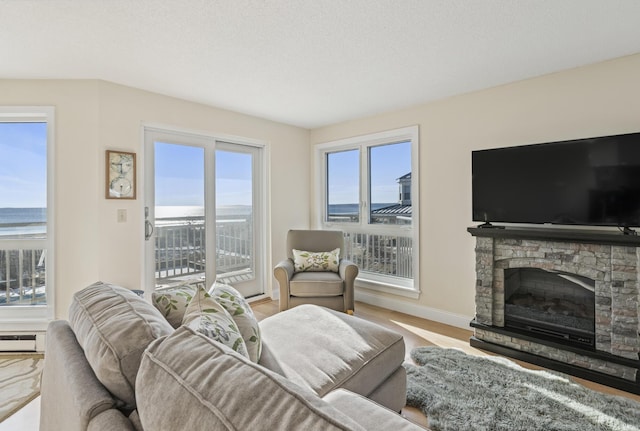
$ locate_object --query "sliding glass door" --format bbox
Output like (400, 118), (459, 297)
(144, 127), (265, 298)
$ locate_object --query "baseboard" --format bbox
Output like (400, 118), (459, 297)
(354, 288), (471, 330)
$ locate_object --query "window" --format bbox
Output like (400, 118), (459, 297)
(316, 126), (419, 297)
(0, 107), (55, 330)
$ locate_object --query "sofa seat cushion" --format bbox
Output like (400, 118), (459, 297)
(259, 304), (405, 400)
(290, 272), (344, 297)
(69, 281), (174, 410)
(136, 326), (367, 431)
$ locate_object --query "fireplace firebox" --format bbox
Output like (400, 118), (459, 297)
(503, 268), (595, 348)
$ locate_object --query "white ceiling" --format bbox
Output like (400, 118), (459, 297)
(2, 0), (640, 129)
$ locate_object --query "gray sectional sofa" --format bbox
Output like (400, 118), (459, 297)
(39, 282), (425, 430)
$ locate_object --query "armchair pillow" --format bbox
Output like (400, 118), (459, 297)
(182, 286), (249, 359)
(293, 248), (340, 273)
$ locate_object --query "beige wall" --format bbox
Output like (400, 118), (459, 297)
(310, 53), (640, 325)
(0, 80), (309, 320)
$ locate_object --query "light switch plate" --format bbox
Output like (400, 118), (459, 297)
(117, 209), (127, 223)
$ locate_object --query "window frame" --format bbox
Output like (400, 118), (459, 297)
(315, 125), (420, 298)
(0, 106), (55, 331)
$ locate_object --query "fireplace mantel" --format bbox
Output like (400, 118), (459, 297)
(468, 225), (640, 394)
(467, 226), (640, 246)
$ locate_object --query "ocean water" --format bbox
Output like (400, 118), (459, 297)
(155, 205), (252, 219)
(0, 208), (47, 236)
(328, 203), (396, 214)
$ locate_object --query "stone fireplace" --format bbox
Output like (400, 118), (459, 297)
(468, 227), (640, 394)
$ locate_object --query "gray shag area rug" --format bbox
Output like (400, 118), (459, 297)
(405, 347), (640, 431)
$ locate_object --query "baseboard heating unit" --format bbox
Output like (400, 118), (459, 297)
(0, 334), (37, 352)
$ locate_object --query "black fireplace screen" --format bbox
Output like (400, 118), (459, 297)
(504, 268), (595, 347)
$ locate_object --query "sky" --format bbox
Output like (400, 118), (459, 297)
(1, 123), (409, 209)
(328, 140), (411, 205)
(0, 122), (47, 208)
(155, 142), (252, 207)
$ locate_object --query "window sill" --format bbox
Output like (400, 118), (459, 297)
(355, 278), (420, 299)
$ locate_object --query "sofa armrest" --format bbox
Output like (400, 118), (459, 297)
(274, 258), (294, 311)
(40, 320), (118, 431)
(339, 259), (358, 312)
(323, 389), (427, 430)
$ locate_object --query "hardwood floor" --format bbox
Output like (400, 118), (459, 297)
(5, 300), (640, 430)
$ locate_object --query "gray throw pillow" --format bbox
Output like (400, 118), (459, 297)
(68, 281), (174, 410)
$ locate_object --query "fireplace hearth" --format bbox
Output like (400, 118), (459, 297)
(468, 226), (640, 395)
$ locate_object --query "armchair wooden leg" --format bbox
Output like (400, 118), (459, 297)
(347, 309), (354, 315)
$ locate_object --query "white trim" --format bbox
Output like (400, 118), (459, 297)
(355, 289), (472, 330)
(141, 124), (268, 298)
(143, 122), (265, 148)
(314, 125), (420, 293)
(0, 106), (55, 326)
(356, 279), (420, 299)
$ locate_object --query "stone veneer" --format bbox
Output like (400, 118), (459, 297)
(472, 230), (640, 382)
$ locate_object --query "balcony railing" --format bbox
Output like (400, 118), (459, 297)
(0, 218), (413, 304)
(154, 216), (254, 288)
(0, 248), (47, 306)
(342, 230), (413, 279)
(154, 217), (413, 288)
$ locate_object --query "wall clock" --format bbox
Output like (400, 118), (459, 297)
(106, 150), (136, 199)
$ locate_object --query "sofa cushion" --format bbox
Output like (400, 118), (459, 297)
(210, 282), (262, 362)
(290, 271), (344, 296)
(68, 281), (174, 410)
(182, 286), (249, 359)
(151, 283), (202, 328)
(136, 326), (367, 431)
(293, 248), (340, 272)
(323, 389), (424, 431)
(259, 305), (405, 401)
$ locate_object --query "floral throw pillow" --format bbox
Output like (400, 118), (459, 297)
(182, 286), (249, 359)
(293, 248), (340, 273)
(210, 283), (262, 363)
(151, 283), (203, 328)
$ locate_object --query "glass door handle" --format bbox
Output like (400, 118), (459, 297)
(144, 206), (154, 240)
(145, 220), (154, 240)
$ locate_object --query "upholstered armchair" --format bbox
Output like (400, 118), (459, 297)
(273, 230), (358, 313)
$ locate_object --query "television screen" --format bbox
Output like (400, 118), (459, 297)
(472, 132), (640, 228)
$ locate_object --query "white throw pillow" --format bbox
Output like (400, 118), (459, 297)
(293, 248), (340, 273)
(209, 283), (262, 363)
(182, 286), (249, 359)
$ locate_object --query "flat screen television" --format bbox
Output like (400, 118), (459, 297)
(472, 132), (640, 228)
